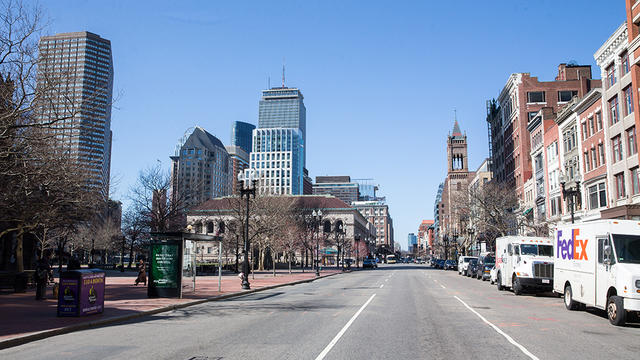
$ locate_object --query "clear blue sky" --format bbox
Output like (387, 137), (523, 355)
(45, 0), (625, 250)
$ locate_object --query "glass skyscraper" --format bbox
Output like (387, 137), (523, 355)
(251, 86), (307, 195)
(258, 87), (306, 165)
(230, 121), (255, 155)
(37, 31), (114, 198)
(250, 128), (303, 195)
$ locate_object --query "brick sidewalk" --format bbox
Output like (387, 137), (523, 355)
(0, 268), (341, 346)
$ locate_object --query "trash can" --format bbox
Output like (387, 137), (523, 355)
(57, 269), (105, 317)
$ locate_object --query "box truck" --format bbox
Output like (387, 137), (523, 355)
(495, 236), (554, 295)
(553, 220), (640, 326)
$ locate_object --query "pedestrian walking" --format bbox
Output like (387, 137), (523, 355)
(135, 259), (146, 286)
(35, 254), (52, 300)
(68, 255), (81, 270)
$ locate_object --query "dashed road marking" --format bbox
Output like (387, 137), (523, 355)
(440, 284), (446, 289)
(454, 296), (539, 360)
(380, 284), (384, 288)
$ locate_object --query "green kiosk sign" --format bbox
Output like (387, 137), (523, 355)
(148, 240), (182, 298)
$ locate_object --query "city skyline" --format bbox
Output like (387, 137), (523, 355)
(42, 1), (626, 250)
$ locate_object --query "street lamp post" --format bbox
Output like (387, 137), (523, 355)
(312, 210), (323, 276)
(355, 235), (360, 268)
(238, 169), (258, 290)
(560, 173), (582, 224)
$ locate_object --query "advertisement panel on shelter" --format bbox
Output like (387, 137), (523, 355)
(79, 272), (105, 315)
(151, 243), (179, 289)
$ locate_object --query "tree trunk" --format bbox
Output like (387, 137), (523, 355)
(235, 235), (239, 273)
(288, 252), (292, 274)
(128, 236), (135, 269)
(16, 226), (24, 273)
(272, 249), (276, 277)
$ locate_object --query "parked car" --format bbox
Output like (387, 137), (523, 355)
(444, 259), (457, 270)
(437, 259), (446, 269)
(475, 253), (495, 281)
(466, 258), (479, 277)
(362, 258), (377, 269)
(458, 256), (477, 275)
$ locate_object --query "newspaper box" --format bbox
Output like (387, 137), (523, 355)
(57, 269), (105, 317)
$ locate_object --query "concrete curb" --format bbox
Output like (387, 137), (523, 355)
(0, 271), (341, 350)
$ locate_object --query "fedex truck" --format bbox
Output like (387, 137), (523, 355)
(495, 236), (554, 295)
(553, 220), (640, 326)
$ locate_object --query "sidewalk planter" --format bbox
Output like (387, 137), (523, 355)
(57, 269), (105, 317)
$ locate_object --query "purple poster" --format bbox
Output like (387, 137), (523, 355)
(57, 278), (79, 315)
(79, 272), (105, 315)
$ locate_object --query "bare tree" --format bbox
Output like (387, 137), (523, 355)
(128, 163), (188, 233)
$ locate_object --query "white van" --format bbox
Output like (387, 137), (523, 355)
(457, 256), (476, 275)
(495, 236), (554, 295)
(553, 220), (640, 326)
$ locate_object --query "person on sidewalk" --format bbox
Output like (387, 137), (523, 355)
(135, 260), (146, 286)
(35, 254), (52, 300)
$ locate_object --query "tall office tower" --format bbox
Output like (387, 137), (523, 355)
(257, 86), (306, 165)
(37, 32), (114, 198)
(230, 121), (255, 155)
(250, 128), (303, 195)
(252, 83), (307, 195)
(170, 127), (232, 208)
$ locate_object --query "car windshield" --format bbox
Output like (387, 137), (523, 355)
(483, 256), (495, 263)
(469, 259), (477, 264)
(612, 234), (640, 264)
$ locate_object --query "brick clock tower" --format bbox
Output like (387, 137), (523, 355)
(441, 119), (472, 251)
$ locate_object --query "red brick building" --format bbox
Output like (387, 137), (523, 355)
(488, 65), (601, 202)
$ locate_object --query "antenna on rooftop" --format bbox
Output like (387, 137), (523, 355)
(268, 76), (271, 89)
(454, 108), (457, 122)
(282, 57), (286, 87)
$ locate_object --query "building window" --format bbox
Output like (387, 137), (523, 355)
(632, 167), (640, 195)
(612, 135), (623, 162)
(582, 122), (588, 140)
(588, 183), (607, 209)
(606, 63), (616, 88)
(589, 117), (595, 137)
(591, 148), (597, 169)
(624, 86), (634, 116)
(584, 152), (590, 172)
(550, 196), (561, 217)
(628, 126), (637, 156)
(598, 143), (605, 166)
(609, 96), (619, 124)
(527, 91), (545, 103)
(558, 90), (578, 102)
(528, 112), (538, 122)
(621, 52), (630, 76)
(596, 112), (603, 131)
(616, 172), (626, 199)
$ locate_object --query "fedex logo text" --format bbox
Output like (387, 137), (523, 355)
(556, 229), (588, 261)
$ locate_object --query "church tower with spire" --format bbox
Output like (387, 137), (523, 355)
(447, 119), (468, 173)
(439, 118), (473, 252)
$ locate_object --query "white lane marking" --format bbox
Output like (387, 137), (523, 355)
(385, 279), (388, 282)
(453, 296), (539, 360)
(315, 294), (377, 360)
(440, 284), (446, 289)
(380, 284), (384, 288)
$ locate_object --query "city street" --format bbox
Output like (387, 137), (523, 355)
(2, 265), (639, 360)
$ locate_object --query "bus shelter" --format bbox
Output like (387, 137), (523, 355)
(148, 232), (222, 298)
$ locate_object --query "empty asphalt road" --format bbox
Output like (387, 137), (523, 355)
(2, 264), (639, 359)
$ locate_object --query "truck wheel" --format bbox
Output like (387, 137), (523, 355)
(496, 272), (504, 291)
(564, 285), (579, 310)
(607, 296), (627, 326)
(513, 276), (523, 296)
